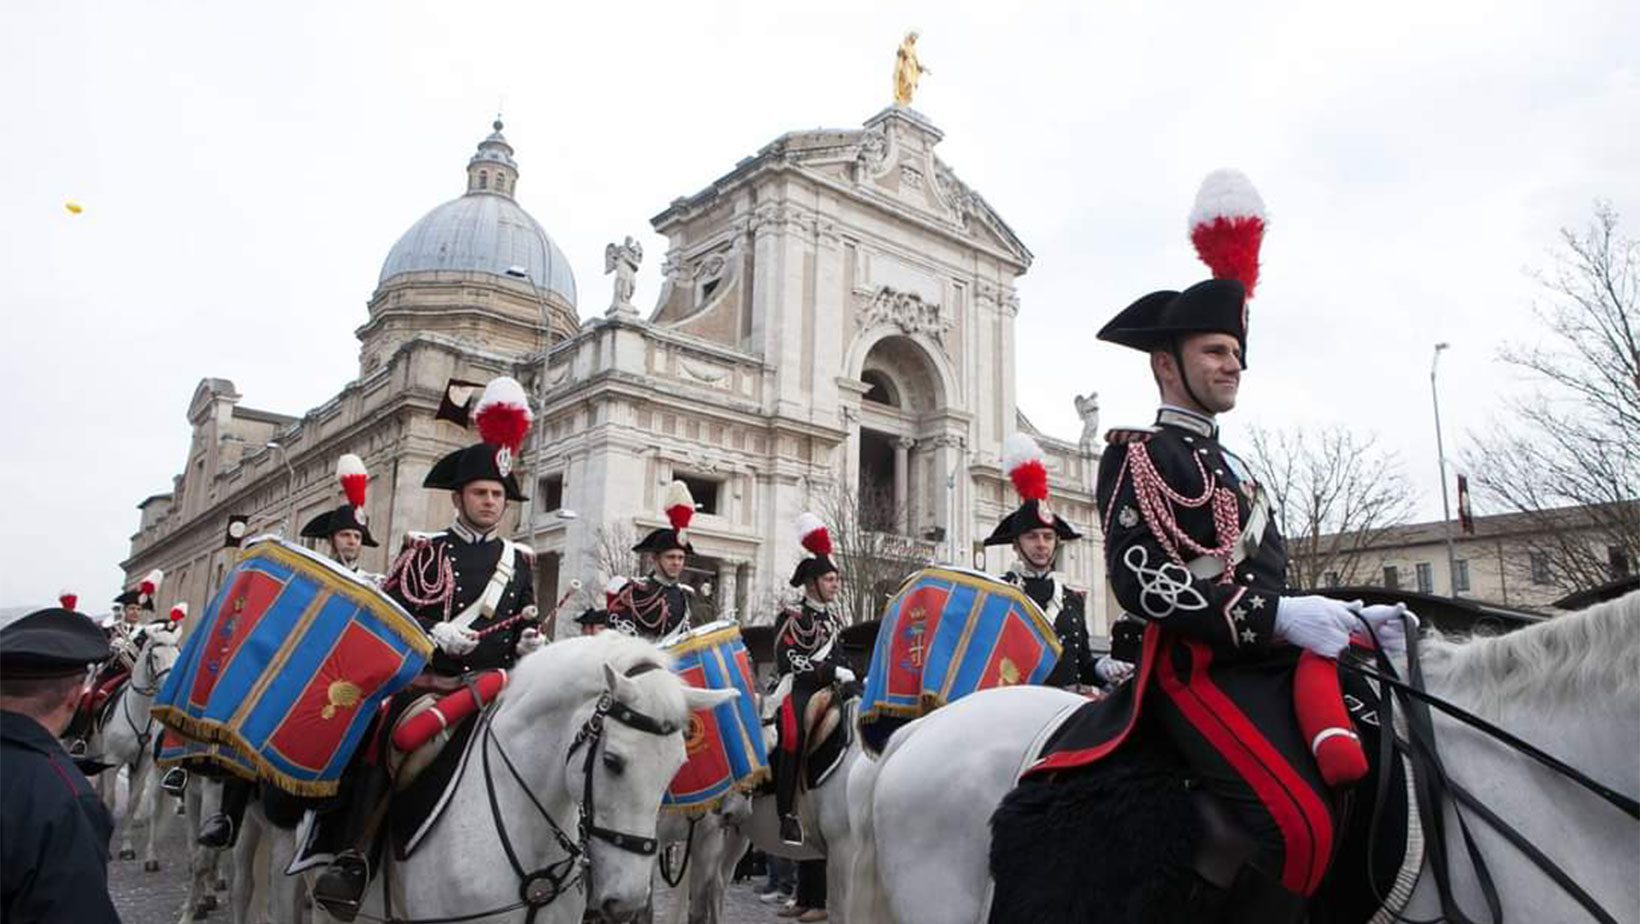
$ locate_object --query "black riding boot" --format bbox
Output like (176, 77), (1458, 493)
(198, 778), (254, 848)
(312, 764), (391, 922)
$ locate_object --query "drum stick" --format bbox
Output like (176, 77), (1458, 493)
(541, 580), (584, 640)
(473, 581), (582, 640)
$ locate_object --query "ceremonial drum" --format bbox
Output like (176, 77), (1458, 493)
(659, 620), (769, 813)
(858, 566), (1062, 754)
(152, 537), (432, 797)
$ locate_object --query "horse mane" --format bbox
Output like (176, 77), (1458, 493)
(1419, 590), (1640, 716)
(503, 632), (689, 727)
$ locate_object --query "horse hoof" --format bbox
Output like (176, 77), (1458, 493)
(199, 894), (219, 911)
(118, 848), (136, 860)
(192, 901), (213, 918)
(143, 859), (161, 872)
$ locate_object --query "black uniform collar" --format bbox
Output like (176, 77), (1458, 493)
(1, 710), (64, 755)
(1155, 405), (1219, 440)
(801, 595), (832, 613)
(449, 519), (500, 544)
(648, 572), (679, 588)
(1013, 564), (1055, 580)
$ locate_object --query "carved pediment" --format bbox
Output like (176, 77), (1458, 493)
(856, 286), (952, 345)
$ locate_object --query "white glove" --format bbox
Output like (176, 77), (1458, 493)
(834, 666), (857, 684)
(1273, 596), (1357, 658)
(1094, 656), (1135, 685)
(515, 627), (544, 657)
(430, 621), (479, 656)
(1349, 602), (1419, 656)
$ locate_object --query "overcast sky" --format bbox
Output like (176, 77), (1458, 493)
(2, 0), (1635, 608)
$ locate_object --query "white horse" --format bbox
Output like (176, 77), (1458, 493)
(94, 624), (182, 872)
(657, 699), (866, 924)
(848, 591), (1640, 924)
(176, 777), (231, 923)
(230, 793), (311, 924)
(647, 795), (754, 924)
(352, 631), (736, 924)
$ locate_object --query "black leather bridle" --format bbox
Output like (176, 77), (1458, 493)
(364, 675), (681, 924)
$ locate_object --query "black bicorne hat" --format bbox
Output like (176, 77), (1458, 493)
(574, 607), (609, 627)
(300, 504), (380, 547)
(633, 480), (696, 554)
(1096, 279), (1249, 367)
(112, 568), (164, 612)
(425, 376), (534, 503)
(1098, 169), (1268, 369)
(0, 608), (114, 677)
(788, 512), (840, 587)
(984, 434), (1082, 547)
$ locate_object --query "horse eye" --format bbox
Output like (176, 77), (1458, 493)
(603, 752), (626, 775)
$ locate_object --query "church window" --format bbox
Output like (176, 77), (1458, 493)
(1383, 565), (1400, 589)
(701, 278), (721, 302)
(478, 171), (488, 189)
(677, 475), (720, 516)
(539, 474), (564, 512)
(1415, 562), (1433, 594)
(861, 369), (899, 407)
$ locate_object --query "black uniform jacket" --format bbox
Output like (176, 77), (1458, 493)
(610, 576), (692, 641)
(1, 711), (121, 923)
(1005, 571), (1098, 688)
(384, 528), (536, 676)
(1029, 410), (1294, 775)
(773, 602), (843, 683)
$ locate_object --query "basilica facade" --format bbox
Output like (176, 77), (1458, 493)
(124, 105), (1107, 635)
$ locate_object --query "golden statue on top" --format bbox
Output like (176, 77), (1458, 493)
(893, 31), (931, 107)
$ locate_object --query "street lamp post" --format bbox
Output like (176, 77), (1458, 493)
(1429, 343), (1460, 597)
(266, 441), (298, 539)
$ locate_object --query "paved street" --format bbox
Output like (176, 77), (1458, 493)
(108, 783), (804, 924)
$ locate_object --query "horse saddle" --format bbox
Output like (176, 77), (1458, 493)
(802, 688), (852, 790)
(386, 700), (486, 861)
(988, 671), (1422, 924)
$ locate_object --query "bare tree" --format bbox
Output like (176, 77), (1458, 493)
(812, 481), (929, 625)
(1462, 203), (1640, 593)
(1245, 425), (1418, 591)
(591, 522), (642, 585)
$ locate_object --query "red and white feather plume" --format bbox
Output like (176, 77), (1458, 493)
(168, 602), (188, 624)
(604, 575), (630, 608)
(138, 569), (164, 605)
(1001, 433), (1049, 503)
(336, 453), (369, 511)
(58, 589), (77, 611)
(664, 480), (696, 533)
(1188, 169), (1267, 298)
(795, 512), (833, 559)
(472, 376), (533, 453)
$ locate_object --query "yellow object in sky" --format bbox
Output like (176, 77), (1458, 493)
(64, 200), (84, 215)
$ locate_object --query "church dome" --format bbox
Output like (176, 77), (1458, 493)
(377, 120), (577, 306)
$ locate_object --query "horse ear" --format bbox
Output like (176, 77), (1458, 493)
(682, 686), (738, 711)
(602, 662), (641, 702)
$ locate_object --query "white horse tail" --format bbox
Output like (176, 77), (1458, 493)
(845, 746), (893, 924)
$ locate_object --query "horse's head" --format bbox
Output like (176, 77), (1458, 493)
(573, 655), (736, 921)
(133, 625), (181, 691)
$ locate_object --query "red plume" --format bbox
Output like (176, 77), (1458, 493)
(336, 454), (368, 509)
(138, 568), (163, 602)
(796, 512), (832, 557)
(168, 603), (189, 624)
(1001, 433), (1049, 503)
(472, 376), (533, 453)
(664, 480), (695, 531)
(1189, 169), (1267, 298)
(59, 589), (77, 611)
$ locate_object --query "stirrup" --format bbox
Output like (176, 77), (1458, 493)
(313, 850), (370, 922)
(66, 738), (89, 759)
(779, 813), (805, 846)
(160, 767), (188, 797)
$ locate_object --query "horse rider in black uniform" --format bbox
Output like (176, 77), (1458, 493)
(986, 432), (1121, 691)
(313, 378), (541, 921)
(610, 479), (697, 641)
(2, 606), (122, 923)
(195, 454), (384, 850)
(1026, 171), (1404, 919)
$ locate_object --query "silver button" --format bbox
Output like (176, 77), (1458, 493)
(1214, 468), (1224, 476)
(1183, 436), (1195, 444)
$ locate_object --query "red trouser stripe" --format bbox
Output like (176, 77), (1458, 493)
(1158, 642), (1334, 895)
(779, 697), (798, 755)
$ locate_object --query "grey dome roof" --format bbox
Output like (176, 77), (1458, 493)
(378, 193), (577, 304)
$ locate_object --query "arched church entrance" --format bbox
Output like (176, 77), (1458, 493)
(855, 335), (949, 538)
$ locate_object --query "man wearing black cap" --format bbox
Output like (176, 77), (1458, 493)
(2, 607), (122, 923)
(611, 480), (697, 640)
(300, 504), (377, 573)
(1023, 172), (1405, 918)
(313, 377), (541, 920)
(985, 432), (1103, 691)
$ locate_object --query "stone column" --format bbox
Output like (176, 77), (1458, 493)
(718, 560), (739, 622)
(894, 437), (915, 534)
